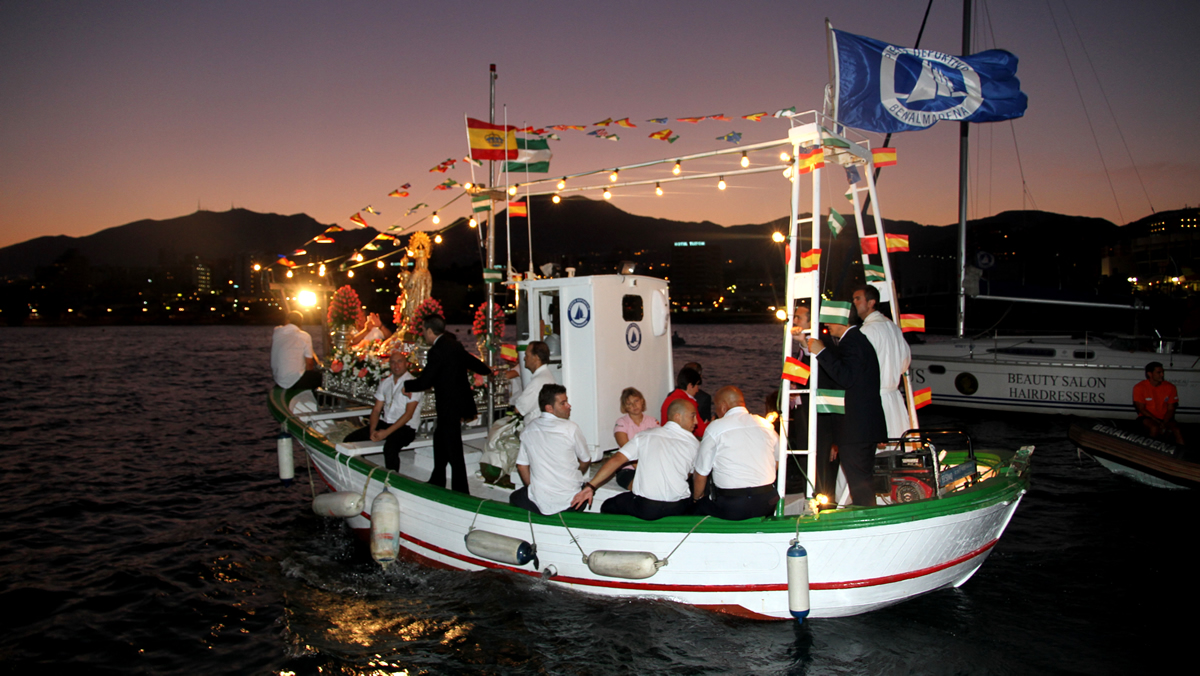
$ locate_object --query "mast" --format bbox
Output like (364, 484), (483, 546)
(955, 0), (972, 338)
(486, 64), (497, 424)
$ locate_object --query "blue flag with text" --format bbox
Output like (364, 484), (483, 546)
(833, 29), (1027, 133)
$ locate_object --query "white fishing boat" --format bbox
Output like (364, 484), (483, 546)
(269, 107), (1034, 620)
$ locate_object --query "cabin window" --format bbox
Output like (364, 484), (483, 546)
(1073, 350), (1095, 359)
(929, 365), (946, 374)
(622, 295), (644, 321)
(517, 290), (530, 341)
(987, 347), (1057, 357)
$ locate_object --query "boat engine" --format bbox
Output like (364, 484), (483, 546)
(873, 428), (978, 503)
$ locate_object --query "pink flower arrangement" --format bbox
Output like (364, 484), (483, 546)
(328, 285), (364, 328)
(403, 298), (444, 336)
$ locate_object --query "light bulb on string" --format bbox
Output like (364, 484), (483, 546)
(603, 188), (612, 200)
(552, 194), (561, 204)
(286, 270), (293, 278)
(741, 152), (749, 168)
(557, 177), (566, 190)
(610, 170), (619, 182)
(780, 151), (791, 162)
(319, 264), (326, 276)
(431, 212), (440, 225)
(655, 182), (663, 196)
(355, 253), (364, 262)
(718, 176), (726, 191)
(434, 234), (443, 244)
(672, 161), (681, 175)
(463, 182), (473, 190)
(469, 218), (478, 228)
(772, 232), (785, 243)
(377, 260), (384, 269)
(347, 270), (354, 278)
(508, 186), (518, 196)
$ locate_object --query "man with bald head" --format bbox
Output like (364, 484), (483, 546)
(692, 386), (780, 520)
(570, 398), (700, 520)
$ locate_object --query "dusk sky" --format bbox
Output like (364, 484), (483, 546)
(2, 0), (1198, 251)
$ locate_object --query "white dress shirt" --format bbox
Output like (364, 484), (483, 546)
(517, 412), (592, 514)
(621, 421), (700, 502)
(695, 406), (778, 489)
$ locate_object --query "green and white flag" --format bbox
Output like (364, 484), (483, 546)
(504, 137), (552, 173)
(828, 208), (846, 237)
(471, 194), (491, 213)
(818, 300), (852, 325)
(864, 264), (886, 282)
(815, 389), (846, 414)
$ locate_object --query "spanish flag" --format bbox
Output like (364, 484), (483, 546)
(796, 145), (825, 174)
(500, 343), (519, 362)
(508, 201), (527, 217)
(349, 213), (369, 228)
(913, 387), (932, 409)
(860, 237), (879, 255)
(800, 248), (821, 272)
(885, 233), (910, 252)
(782, 356), (810, 385)
(467, 118), (517, 161)
(899, 314), (925, 333)
(872, 147), (897, 167)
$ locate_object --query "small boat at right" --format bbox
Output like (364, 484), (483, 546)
(1069, 419), (1200, 489)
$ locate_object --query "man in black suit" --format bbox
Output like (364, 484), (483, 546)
(808, 316), (887, 507)
(404, 316), (492, 494)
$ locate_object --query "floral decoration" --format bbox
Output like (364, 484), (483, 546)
(403, 297), (444, 337)
(328, 285), (364, 328)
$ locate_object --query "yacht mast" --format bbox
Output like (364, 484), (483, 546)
(955, 0), (972, 338)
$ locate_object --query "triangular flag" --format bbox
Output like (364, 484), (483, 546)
(349, 213), (369, 227)
(828, 209), (846, 237)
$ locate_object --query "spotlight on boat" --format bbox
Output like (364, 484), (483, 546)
(772, 231), (785, 243)
(297, 289), (318, 307)
(655, 182), (663, 196)
(775, 308), (788, 321)
(718, 176), (726, 191)
(741, 152), (749, 168)
(603, 188), (612, 200)
(552, 194), (561, 204)
(673, 161), (681, 175)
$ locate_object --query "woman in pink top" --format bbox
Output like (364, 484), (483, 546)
(612, 387), (659, 488)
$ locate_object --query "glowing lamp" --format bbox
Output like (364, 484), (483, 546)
(434, 234), (443, 243)
(552, 194), (561, 204)
(775, 308), (788, 321)
(347, 270), (354, 278)
(741, 152), (749, 168)
(772, 232), (785, 243)
(603, 188), (612, 200)
(431, 212), (440, 224)
(672, 161), (681, 175)
(286, 270), (293, 278)
(780, 151), (791, 162)
(377, 261), (384, 269)
(610, 170), (618, 182)
(297, 290), (317, 307)
(655, 182), (663, 196)
(557, 177), (566, 190)
(469, 218), (478, 228)
(508, 186), (518, 196)
(718, 176), (726, 191)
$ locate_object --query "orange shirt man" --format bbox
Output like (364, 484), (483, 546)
(1133, 361), (1184, 445)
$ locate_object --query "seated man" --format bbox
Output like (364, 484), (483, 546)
(344, 350), (422, 471)
(692, 386), (780, 520)
(271, 311), (323, 391)
(510, 384), (595, 515)
(1134, 361), (1185, 444)
(481, 341), (557, 485)
(352, 312), (393, 350)
(570, 398), (700, 520)
(661, 367), (707, 439)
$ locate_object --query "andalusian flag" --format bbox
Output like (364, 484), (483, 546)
(822, 136), (851, 149)
(860, 237), (880, 255)
(913, 387), (933, 409)
(800, 248), (821, 272)
(872, 147), (898, 167)
(500, 344), (519, 362)
(796, 146), (825, 174)
(467, 118), (517, 161)
(828, 209), (846, 237)
(899, 314), (926, 333)
(815, 389), (846, 414)
(504, 137), (552, 173)
(508, 201), (527, 217)
(819, 301), (852, 325)
(782, 356), (811, 385)
(864, 264), (886, 282)
(472, 195), (491, 213)
(885, 233), (910, 252)
(349, 213), (369, 228)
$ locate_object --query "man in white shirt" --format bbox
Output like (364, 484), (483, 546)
(693, 386), (780, 520)
(852, 285), (912, 438)
(271, 311), (323, 391)
(510, 385), (596, 515)
(510, 341), (556, 419)
(570, 398), (700, 520)
(344, 350), (423, 471)
(481, 341), (558, 486)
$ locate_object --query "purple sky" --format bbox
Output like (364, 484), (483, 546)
(2, 0), (1198, 250)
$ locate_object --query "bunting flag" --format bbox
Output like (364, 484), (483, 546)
(717, 131), (742, 144)
(362, 242), (380, 251)
(463, 156), (483, 167)
(292, 248), (307, 256)
(546, 133), (561, 141)
(603, 135), (621, 141)
(551, 124), (587, 131)
(374, 233), (397, 241)
(818, 301), (852, 325)
(349, 213), (369, 227)
(504, 136), (552, 173)
(800, 248), (821, 272)
(434, 178), (458, 190)
(677, 116), (705, 124)
(864, 264), (886, 282)
(277, 256), (296, 267)
(314, 235), (334, 244)
(773, 106), (797, 117)
(649, 129), (675, 141)
(845, 164), (862, 185)
(324, 225), (345, 233)
(872, 147), (898, 167)
(405, 203), (428, 216)
(500, 343), (519, 362)
(796, 145), (825, 174)
(593, 117), (613, 126)
(742, 112), (768, 121)
(388, 189), (409, 198)
(861, 237), (880, 255)
(708, 114), (732, 121)
(472, 195), (491, 213)
(587, 129), (611, 138)
(614, 118), (637, 128)
(363, 205), (381, 214)
(782, 356), (811, 385)
(899, 314), (926, 333)
(815, 389), (846, 414)
(913, 387), (933, 409)
(508, 201), (527, 217)
(822, 136), (852, 149)
(516, 126), (547, 135)
(429, 158), (457, 173)
(885, 233), (910, 252)
(828, 208), (846, 237)
(646, 117), (668, 124)
(467, 118), (517, 161)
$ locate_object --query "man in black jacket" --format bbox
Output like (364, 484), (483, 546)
(404, 316), (492, 493)
(808, 318), (887, 507)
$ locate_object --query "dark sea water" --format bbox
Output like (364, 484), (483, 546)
(0, 325), (1193, 675)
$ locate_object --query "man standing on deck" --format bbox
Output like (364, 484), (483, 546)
(1134, 361), (1185, 444)
(271, 311), (323, 392)
(511, 385), (596, 515)
(403, 316), (491, 494)
(692, 387), (780, 520)
(852, 285), (912, 438)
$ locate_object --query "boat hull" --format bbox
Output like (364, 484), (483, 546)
(1069, 421), (1200, 489)
(272, 387), (1029, 619)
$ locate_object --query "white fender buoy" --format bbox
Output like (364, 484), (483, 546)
(585, 550), (662, 580)
(277, 433), (294, 486)
(464, 530), (535, 566)
(370, 490), (401, 567)
(311, 491), (364, 518)
(787, 540), (810, 623)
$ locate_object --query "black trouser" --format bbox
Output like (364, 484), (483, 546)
(289, 369), (323, 393)
(509, 487), (586, 515)
(839, 441), (876, 507)
(345, 419), (416, 471)
(693, 484), (778, 520)
(429, 412), (469, 494)
(600, 491), (692, 520)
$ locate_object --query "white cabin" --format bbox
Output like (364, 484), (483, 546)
(513, 275), (674, 454)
